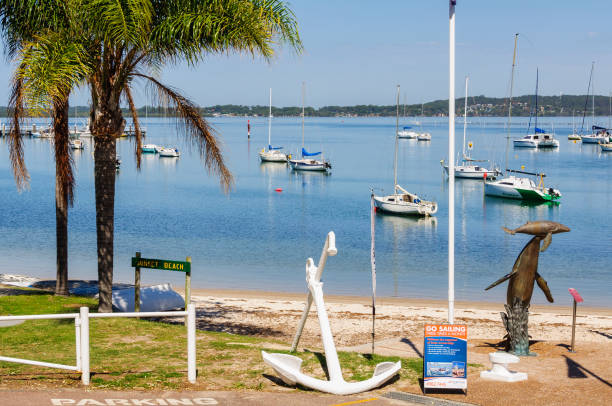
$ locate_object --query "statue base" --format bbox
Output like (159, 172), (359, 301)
(501, 297), (535, 356)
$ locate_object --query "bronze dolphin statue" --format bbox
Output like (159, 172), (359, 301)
(502, 221), (570, 252)
(487, 221), (570, 304)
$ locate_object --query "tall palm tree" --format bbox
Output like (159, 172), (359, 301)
(7, 0), (302, 311)
(0, 0), (87, 296)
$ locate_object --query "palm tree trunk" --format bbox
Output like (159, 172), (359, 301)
(53, 98), (72, 296)
(94, 134), (116, 312)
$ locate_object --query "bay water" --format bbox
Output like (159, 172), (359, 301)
(0, 116), (610, 307)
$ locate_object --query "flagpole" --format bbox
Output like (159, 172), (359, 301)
(370, 194), (377, 354)
(448, 0), (456, 325)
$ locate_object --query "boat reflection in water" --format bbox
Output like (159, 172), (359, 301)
(259, 161), (288, 177)
(376, 213), (437, 297)
(288, 168), (330, 190)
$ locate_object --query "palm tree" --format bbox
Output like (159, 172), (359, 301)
(6, 0), (302, 311)
(0, 0), (87, 296)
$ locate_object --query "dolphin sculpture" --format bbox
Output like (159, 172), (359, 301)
(486, 221), (570, 304)
(502, 220), (570, 252)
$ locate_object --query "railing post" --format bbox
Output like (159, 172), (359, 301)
(187, 304), (196, 383)
(79, 307), (90, 385)
(75, 316), (81, 372)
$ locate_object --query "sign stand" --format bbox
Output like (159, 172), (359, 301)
(423, 324), (468, 394)
(131, 254), (192, 314)
(568, 288), (584, 353)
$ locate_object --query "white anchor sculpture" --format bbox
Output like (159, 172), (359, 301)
(262, 231), (401, 395)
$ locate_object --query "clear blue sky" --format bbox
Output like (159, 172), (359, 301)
(1, 0), (611, 107)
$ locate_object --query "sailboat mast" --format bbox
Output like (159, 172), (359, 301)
(394, 85), (400, 188)
(506, 33), (518, 173)
(592, 66), (595, 128)
(463, 76), (468, 160)
(581, 62), (593, 135)
(301, 82), (305, 149)
(534, 68), (539, 133)
(268, 88), (272, 148)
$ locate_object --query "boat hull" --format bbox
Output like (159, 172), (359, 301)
(443, 164), (498, 179)
(513, 140), (537, 148)
(373, 195), (437, 216)
(289, 159), (329, 172)
(259, 150), (288, 162)
(600, 143), (612, 152)
(582, 135), (607, 144)
(485, 181), (560, 202)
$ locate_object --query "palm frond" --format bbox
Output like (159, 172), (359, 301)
(124, 84), (143, 169)
(134, 72), (233, 191)
(86, 0), (153, 48)
(7, 74), (30, 190)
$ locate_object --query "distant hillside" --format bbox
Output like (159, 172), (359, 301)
(1, 94), (608, 118)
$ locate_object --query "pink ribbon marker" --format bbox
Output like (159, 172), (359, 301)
(568, 288), (583, 303)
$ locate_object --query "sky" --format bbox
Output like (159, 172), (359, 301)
(1, 0), (612, 108)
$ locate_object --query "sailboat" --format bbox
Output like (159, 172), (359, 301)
(513, 70), (559, 148)
(288, 83), (331, 172)
(441, 76), (500, 179)
(484, 34), (561, 203)
(568, 110), (581, 140)
(580, 62), (608, 144)
(397, 95), (418, 138)
(259, 88), (289, 162)
(373, 85), (437, 216)
(416, 103), (431, 141)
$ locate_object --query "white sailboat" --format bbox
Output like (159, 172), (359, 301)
(69, 139), (84, 150)
(568, 110), (581, 140)
(513, 70), (559, 149)
(259, 88), (289, 162)
(373, 85), (437, 216)
(288, 83), (331, 172)
(580, 62), (608, 144)
(416, 103), (431, 141)
(484, 34), (562, 203)
(397, 96), (418, 138)
(441, 76), (500, 179)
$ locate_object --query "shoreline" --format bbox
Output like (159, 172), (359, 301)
(181, 287), (612, 315)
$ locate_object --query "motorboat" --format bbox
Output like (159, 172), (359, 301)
(69, 139), (84, 150)
(485, 171), (561, 202)
(513, 132), (559, 148)
(417, 132), (431, 141)
(142, 144), (158, 153)
(397, 126), (418, 139)
(158, 147), (180, 157)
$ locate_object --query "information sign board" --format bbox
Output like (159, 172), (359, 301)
(423, 324), (467, 390)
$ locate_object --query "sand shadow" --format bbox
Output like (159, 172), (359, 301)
(563, 355), (612, 388)
(400, 337), (423, 358)
(589, 330), (612, 340)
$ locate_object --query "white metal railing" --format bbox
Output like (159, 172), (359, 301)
(0, 304), (196, 385)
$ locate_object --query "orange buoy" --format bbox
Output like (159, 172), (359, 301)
(275, 188), (283, 192)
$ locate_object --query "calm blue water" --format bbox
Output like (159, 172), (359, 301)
(0, 116), (610, 307)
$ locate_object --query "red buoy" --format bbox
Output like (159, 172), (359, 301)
(275, 188), (283, 192)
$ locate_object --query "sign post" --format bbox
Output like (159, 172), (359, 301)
(568, 288), (583, 353)
(131, 255), (192, 313)
(134, 252), (141, 313)
(424, 324), (467, 393)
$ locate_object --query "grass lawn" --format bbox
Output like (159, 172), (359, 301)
(0, 287), (422, 391)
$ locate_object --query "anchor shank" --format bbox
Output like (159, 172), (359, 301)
(310, 281), (343, 382)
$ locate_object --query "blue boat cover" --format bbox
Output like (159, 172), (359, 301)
(403, 126), (411, 130)
(268, 145), (283, 150)
(592, 125), (608, 131)
(534, 127), (546, 133)
(302, 147), (321, 157)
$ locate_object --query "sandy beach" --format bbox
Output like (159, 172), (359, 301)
(185, 288), (612, 405)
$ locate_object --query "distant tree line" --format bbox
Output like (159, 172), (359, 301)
(2, 94), (611, 118)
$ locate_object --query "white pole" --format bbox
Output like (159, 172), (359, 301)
(75, 316), (81, 372)
(187, 303), (197, 383)
(79, 307), (90, 385)
(394, 85), (400, 189)
(448, 0), (456, 325)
